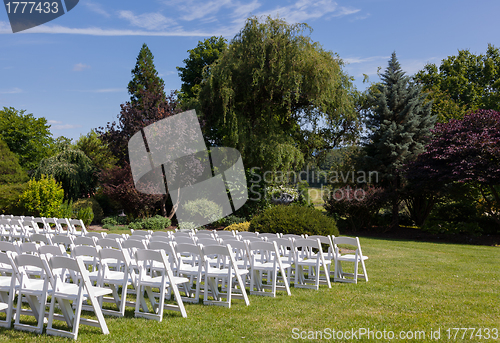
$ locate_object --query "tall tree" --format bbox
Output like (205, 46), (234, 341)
(0, 106), (54, 171)
(414, 44), (500, 122)
(128, 43), (166, 108)
(177, 36), (227, 108)
(364, 53), (436, 229)
(198, 16), (357, 175)
(98, 44), (181, 218)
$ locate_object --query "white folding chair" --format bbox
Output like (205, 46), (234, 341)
(305, 235), (337, 281)
(127, 235), (150, 244)
(56, 218), (72, 236)
(292, 238), (332, 290)
(247, 240), (291, 297)
(130, 229), (152, 239)
(151, 231), (172, 239)
(70, 245), (101, 283)
(194, 230), (216, 239)
(258, 233), (280, 240)
(272, 238), (296, 285)
(45, 255), (112, 340)
(215, 231), (236, 239)
(51, 235), (75, 251)
(28, 233), (53, 246)
(172, 236), (196, 245)
(85, 231), (106, 239)
(18, 219), (39, 240)
(174, 243), (204, 303)
(0, 219), (12, 241)
(237, 231), (259, 239)
(0, 251), (17, 328)
(42, 218), (61, 236)
(0, 241), (20, 274)
(97, 238), (122, 250)
(73, 236), (98, 247)
(98, 248), (134, 317)
(134, 249), (188, 321)
(202, 244), (250, 308)
(68, 219), (88, 236)
(13, 254), (50, 334)
(104, 233), (126, 242)
(1, 219), (23, 242)
(282, 233), (304, 240)
(333, 236), (368, 284)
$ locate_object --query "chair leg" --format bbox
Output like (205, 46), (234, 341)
(360, 259), (369, 282)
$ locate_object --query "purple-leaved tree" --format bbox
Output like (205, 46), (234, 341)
(406, 109), (500, 225)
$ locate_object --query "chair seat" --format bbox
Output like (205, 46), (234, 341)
(102, 271), (132, 284)
(140, 275), (189, 288)
(0, 275), (16, 288)
(19, 279), (51, 294)
(206, 267), (249, 278)
(178, 264), (201, 275)
(337, 254), (368, 261)
(54, 283), (112, 300)
(296, 258), (332, 266)
(253, 261), (292, 271)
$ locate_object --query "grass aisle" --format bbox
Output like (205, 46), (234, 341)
(1, 237), (498, 342)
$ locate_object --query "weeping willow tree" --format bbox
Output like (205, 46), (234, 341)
(198, 16), (357, 177)
(33, 149), (98, 201)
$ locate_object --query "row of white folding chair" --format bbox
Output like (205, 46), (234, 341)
(71, 237), (189, 321)
(69, 239), (190, 319)
(175, 237), (291, 298)
(0, 249), (111, 339)
(221, 236), (330, 290)
(170, 242), (249, 308)
(28, 217), (87, 237)
(297, 234), (368, 284)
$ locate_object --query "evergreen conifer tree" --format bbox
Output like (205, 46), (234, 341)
(128, 43), (166, 108)
(364, 52), (436, 228)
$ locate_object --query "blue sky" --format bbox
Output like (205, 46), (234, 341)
(1, 0), (499, 141)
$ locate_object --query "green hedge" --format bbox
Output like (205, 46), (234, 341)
(249, 205), (338, 237)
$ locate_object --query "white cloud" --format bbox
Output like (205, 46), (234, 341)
(0, 22), (221, 36)
(0, 87), (23, 94)
(175, 0), (233, 21)
(51, 124), (83, 130)
(119, 10), (175, 30)
(83, 1), (110, 17)
(48, 120), (82, 130)
(255, 0), (359, 24)
(344, 56), (389, 64)
(73, 63), (91, 71)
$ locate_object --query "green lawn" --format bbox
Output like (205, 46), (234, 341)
(308, 187), (326, 210)
(1, 237), (499, 342)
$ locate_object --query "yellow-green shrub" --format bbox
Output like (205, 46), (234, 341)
(19, 175), (64, 217)
(225, 221), (250, 232)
